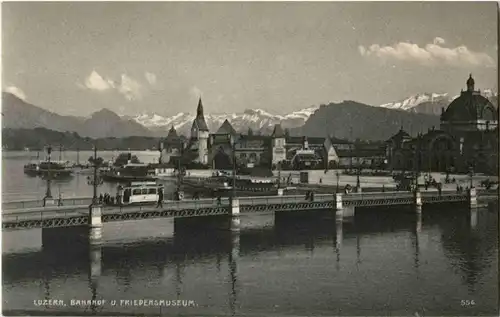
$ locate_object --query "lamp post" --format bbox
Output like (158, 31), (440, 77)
(469, 165), (474, 189)
(87, 146), (104, 205)
(335, 170), (340, 193)
(232, 138), (237, 200)
(356, 165), (361, 192)
(414, 134), (421, 191)
(177, 140), (185, 195)
(43, 145), (53, 205)
(277, 161), (281, 189)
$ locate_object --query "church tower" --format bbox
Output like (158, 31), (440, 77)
(271, 124), (286, 164)
(190, 97), (210, 164)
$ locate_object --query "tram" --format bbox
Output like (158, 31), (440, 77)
(115, 181), (164, 206)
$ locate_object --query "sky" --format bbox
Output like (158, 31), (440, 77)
(2, 1), (498, 117)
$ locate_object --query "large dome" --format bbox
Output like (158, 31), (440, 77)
(442, 93), (497, 121)
(441, 75), (498, 122)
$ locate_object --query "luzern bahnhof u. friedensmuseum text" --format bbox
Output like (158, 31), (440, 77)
(33, 299), (198, 307)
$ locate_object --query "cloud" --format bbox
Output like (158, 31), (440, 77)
(118, 74), (142, 101)
(145, 72), (157, 85)
(5, 86), (27, 101)
(433, 37), (445, 45)
(84, 70), (115, 91)
(359, 37), (495, 68)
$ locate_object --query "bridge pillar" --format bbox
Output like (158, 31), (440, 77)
(231, 232), (240, 259)
(467, 188), (478, 229)
(468, 188), (478, 210)
(89, 245), (102, 282)
(88, 204), (103, 245)
(333, 193), (343, 221)
(335, 219), (343, 248)
(230, 199), (240, 232)
(413, 190), (422, 214)
(416, 212), (422, 233)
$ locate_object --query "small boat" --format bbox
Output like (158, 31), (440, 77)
(23, 163), (39, 177)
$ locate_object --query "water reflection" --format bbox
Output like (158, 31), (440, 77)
(2, 208), (498, 316)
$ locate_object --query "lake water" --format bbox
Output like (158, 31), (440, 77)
(2, 151), (499, 316)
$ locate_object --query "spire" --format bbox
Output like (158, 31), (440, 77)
(192, 97), (209, 132)
(197, 97), (204, 117)
(466, 73), (475, 92)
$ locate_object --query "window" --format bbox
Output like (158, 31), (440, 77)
(132, 188), (141, 195)
(148, 188), (157, 194)
(240, 153), (247, 158)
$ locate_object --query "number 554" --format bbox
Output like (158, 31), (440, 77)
(461, 300), (475, 306)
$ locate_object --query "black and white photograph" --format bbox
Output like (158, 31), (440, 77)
(1, 1), (499, 316)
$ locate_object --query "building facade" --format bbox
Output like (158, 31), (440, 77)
(386, 75), (499, 174)
(161, 99), (387, 170)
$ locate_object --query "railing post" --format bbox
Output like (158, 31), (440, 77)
(230, 198), (240, 232)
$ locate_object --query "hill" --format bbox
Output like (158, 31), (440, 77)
(2, 93), (152, 138)
(2, 127), (161, 151)
(293, 100), (441, 140)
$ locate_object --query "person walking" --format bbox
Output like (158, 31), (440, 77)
(57, 193), (63, 206)
(157, 187), (164, 208)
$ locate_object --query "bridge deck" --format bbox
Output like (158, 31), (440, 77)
(3, 190), (493, 230)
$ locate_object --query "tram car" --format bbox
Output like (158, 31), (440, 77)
(115, 181), (164, 205)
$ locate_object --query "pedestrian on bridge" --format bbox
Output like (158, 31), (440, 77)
(157, 188), (164, 208)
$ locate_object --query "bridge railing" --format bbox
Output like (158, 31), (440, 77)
(3, 205), (88, 223)
(343, 191), (413, 201)
(2, 197), (93, 210)
(102, 197), (233, 214)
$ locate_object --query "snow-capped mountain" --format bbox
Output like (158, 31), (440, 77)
(131, 107), (319, 136)
(379, 93), (453, 111)
(378, 90), (498, 116)
(127, 89), (498, 137)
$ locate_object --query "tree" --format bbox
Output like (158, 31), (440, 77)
(88, 156), (104, 167)
(284, 128), (290, 138)
(113, 153), (140, 166)
(247, 127), (254, 136)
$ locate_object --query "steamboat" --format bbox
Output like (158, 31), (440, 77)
(23, 160), (74, 178)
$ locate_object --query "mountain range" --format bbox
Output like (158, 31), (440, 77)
(2, 92), (152, 138)
(378, 89), (497, 116)
(127, 107), (318, 136)
(2, 89), (498, 141)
